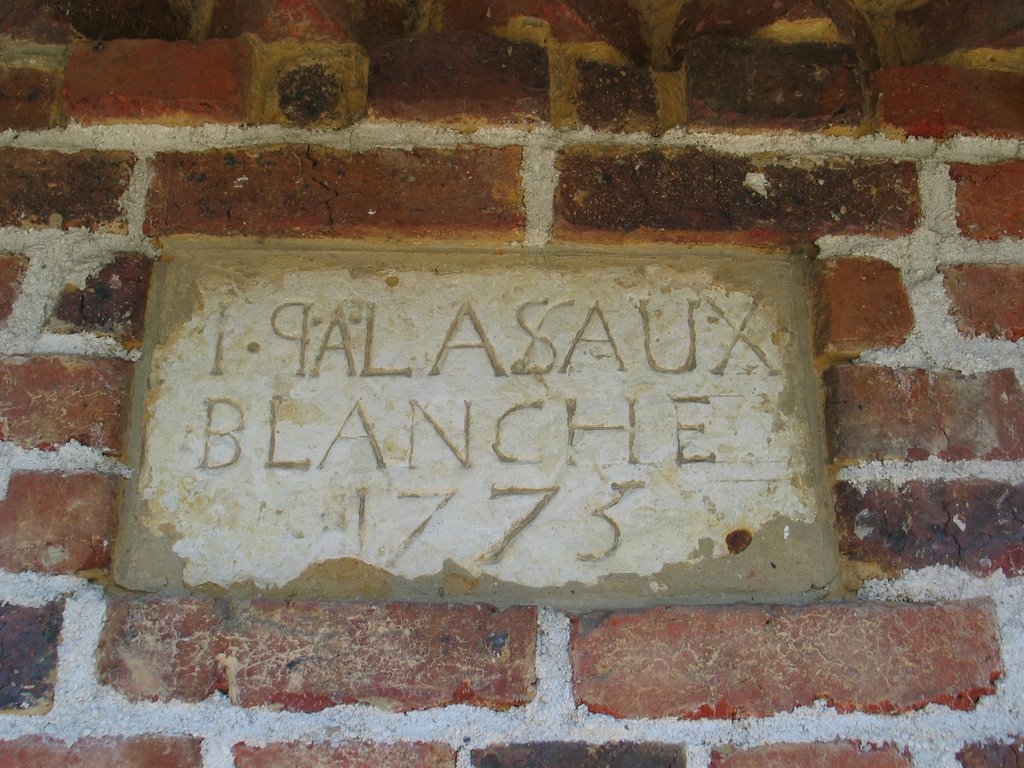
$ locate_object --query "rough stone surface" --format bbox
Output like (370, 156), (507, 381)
(234, 741), (456, 767)
(99, 596), (537, 712)
(837, 479), (1024, 576)
(472, 742), (688, 767)
(0, 67), (61, 130)
(146, 147), (524, 239)
(0, 254), (29, 326)
(687, 38), (862, 130)
(0, 356), (132, 453)
(0, 149), (133, 232)
(0, 736), (204, 767)
(574, 60), (658, 133)
(368, 32), (549, 125)
(958, 738), (1024, 768)
(0, 602), (62, 714)
(943, 264), (1024, 342)
(813, 257), (913, 357)
(63, 39), (251, 124)
(825, 366), (1024, 462)
(710, 741), (911, 767)
(0, 472), (119, 574)
(571, 601), (1002, 718)
(952, 161), (1024, 241)
(555, 148), (919, 244)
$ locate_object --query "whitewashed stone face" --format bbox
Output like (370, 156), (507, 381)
(118, 250), (832, 604)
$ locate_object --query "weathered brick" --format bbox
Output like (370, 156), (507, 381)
(0, 67), (61, 130)
(677, 0), (824, 42)
(711, 742), (910, 768)
(574, 60), (658, 133)
(837, 479), (1024, 576)
(951, 161), (1024, 241)
(571, 601), (1001, 719)
(147, 146), (524, 240)
(813, 257), (913, 357)
(958, 738), (1024, 767)
(63, 39), (251, 125)
(687, 37), (862, 131)
(0, 0), (78, 43)
(825, 366), (1024, 462)
(234, 741), (456, 767)
(943, 264), (1024, 342)
(434, 0), (608, 43)
(0, 472), (119, 573)
(49, 253), (153, 346)
(555, 148), (919, 244)
(472, 742), (688, 767)
(0, 254), (28, 326)
(56, 0), (192, 40)
(0, 602), (62, 714)
(100, 596), (537, 712)
(877, 66), (1024, 139)
(368, 32), (549, 125)
(0, 356), (132, 453)
(249, 0), (356, 43)
(0, 736), (203, 767)
(891, 0), (1024, 65)
(0, 149), (133, 232)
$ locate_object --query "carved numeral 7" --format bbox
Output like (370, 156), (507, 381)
(386, 490), (457, 566)
(577, 480), (646, 563)
(478, 486), (560, 566)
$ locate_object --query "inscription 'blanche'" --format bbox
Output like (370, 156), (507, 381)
(136, 261), (817, 592)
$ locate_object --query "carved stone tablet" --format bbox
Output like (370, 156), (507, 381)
(116, 249), (833, 606)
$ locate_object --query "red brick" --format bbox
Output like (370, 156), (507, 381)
(711, 742), (910, 768)
(837, 479), (1024, 576)
(571, 601), (1001, 719)
(825, 366), (1024, 462)
(943, 264), (1024, 342)
(813, 257), (913, 357)
(0, 472), (118, 573)
(677, 0), (824, 42)
(368, 32), (548, 125)
(0, 602), (62, 714)
(249, 0), (356, 42)
(234, 741), (456, 768)
(0, 254), (28, 326)
(687, 37), (862, 131)
(574, 60), (658, 133)
(951, 161), (1024, 241)
(958, 738), (1024, 767)
(877, 66), (1024, 139)
(0, 149), (133, 232)
(0, 0), (78, 43)
(0, 356), (132, 453)
(555, 148), (919, 244)
(472, 742), (688, 767)
(0, 736), (203, 767)
(99, 596), (537, 712)
(64, 39), (251, 125)
(147, 146), (524, 240)
(891, 0), (1024, 65)
(49, 253), (152, 346)
(0, 67), (61, 130)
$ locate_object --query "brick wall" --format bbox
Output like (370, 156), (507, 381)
(0, 1), (1022, 766)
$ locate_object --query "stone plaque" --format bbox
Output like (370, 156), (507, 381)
(117, 249), (833, 606)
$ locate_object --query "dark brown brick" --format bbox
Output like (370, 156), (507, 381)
(234, 741), (456, 768)
(56, 0), (191, 40)
(0, 602), (62, 714)
(368, 32), (549, 125)
(49, 253), (152, 346)
(560, 0), (648, 64)
(64, 39), (251, 125)
(711, 742), (910, 768)
(951, 161), (1024, 241)
(677, 0), (824, 42)
(943, 264), (1024, 342)
(574, 60), (657, 133)
(0, 736), (203, 767)
(0, 67), (61, 130)
(825, 366), (1024, 462)
(958, 738), (1024, 768)
(837, 479), (1024, 576)
(0, 472), (119, 573)
(0, 356), (133, 453)
(100, 596), (537, 712)
(147, 146), (524, 240)
(472, 742), (688, 767)
(891, 0), (1024, 65)
(687, 37), (862, 131)
(571, 601), (1001, 719)
(435, 0), (607, 44)
(0, 0), (78, 43)
(0, 254), (28, 326)
(813, 257), (913, 357)
(0, 149), (133, 232)
(555, 148), (919, 245)
(877, 66), (1024, 139)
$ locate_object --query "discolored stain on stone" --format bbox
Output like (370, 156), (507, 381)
(0, 602), (62, 714)
(472, 742), (687, 767)
(725, 529), (753, 555)
(276, 63), (343, 124)
(49, 254), (152, 346)
(234, 741), (457, 767)
(0, 736), (203, 767)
